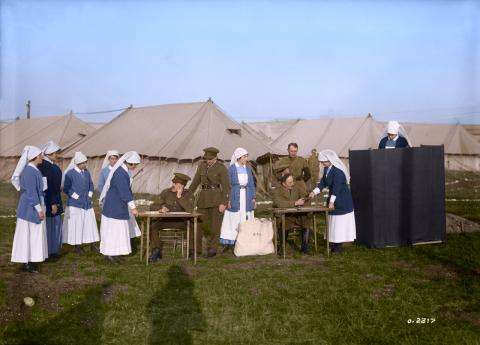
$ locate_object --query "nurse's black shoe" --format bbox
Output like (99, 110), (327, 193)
(22, 263), (30, 272)
(105, 256), (117, 264)
(205, 248), (217, 258)
(149, 248), (162, 263)
(28, 263), (39, 273)
(90, 243), (99, 252)
(74, 246), (84, 255)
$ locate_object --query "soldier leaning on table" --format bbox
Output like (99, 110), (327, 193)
(149, 173), (193, 263)
(272, 173), (311, 254)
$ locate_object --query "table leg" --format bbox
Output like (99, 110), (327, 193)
(140, 220), (145, 261)
(325, 211), (330, 257)
(272, 216), (277, 254)
(186, 220), (190, 260)
(313, 213), (317, 254)
(194, 217), (198, 265)
(282, 214), (286, 260)
(146, 217), (150, 265)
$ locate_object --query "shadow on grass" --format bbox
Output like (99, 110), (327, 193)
(2, 283), (109, 345)
(147, 265), (206, 345)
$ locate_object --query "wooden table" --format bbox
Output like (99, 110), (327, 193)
(137, 211), (202, 265)
(272, 205), (330, 259)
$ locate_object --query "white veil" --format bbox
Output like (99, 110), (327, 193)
(380, 121), (412, 146)
(99, 151), (140, 203)
(318, 149), (350, 183)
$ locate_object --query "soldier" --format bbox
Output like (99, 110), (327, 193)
(272, 173), (311, 254)
(270, 161), (290, 190)
(149, 173), (193, 262)
(277, 143), (311, 195)
(307, 148), (320, 191)
(188, 147), (230, 258)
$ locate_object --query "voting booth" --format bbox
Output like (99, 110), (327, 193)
(349, 146), (446, 248)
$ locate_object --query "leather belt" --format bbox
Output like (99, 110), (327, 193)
(201, 184), (220, 190)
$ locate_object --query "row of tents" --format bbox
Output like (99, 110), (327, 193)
(1, 99), (479, 194)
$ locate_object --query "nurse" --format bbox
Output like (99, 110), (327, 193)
(62, 152), (99, 253)
(39, 140), (64, 259)
(309, 149), (356, 253)
(378, 120), (411, 149)
(97, 150), (119, 192)
(219, 147), (255, 251)
(10, 146), (49, 272)
(99, 151), (141, 263)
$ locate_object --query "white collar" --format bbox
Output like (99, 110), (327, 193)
(28, 162), (39, 171)
(74, 166), (83, 173)
(235, 162), (246, 168)
(108, 165), (114, 170)
(44, 156), (53, 164)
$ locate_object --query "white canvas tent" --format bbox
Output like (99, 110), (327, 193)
(247, 116), (480, 171)
(0, 114), (96, 180)
(62, 99), (280, 194)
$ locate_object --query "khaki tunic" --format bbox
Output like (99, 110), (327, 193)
(278, 156), (311, 194)
(189, 160), (230, 251)
(272, 183), (311, 229)
(307, 153), (320, 191)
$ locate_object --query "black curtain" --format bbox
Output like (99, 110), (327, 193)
(349, 146), (446, 248)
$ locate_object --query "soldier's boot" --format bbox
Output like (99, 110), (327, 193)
(301, 229), (310, 254)
(149, 248), (162, 263)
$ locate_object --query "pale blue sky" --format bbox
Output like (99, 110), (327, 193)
(1, 0), (479, 124)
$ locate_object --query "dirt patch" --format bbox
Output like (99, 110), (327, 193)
(364, 273), (383, 282)
(392, 260), (415, 271)
(371, 284), (395, 301)
(423, 264), (460, 281)
(0, 269), (104, 325)
(446, 311), (480, 327)
(101, 283), (128, 303)
(446, 213), (480, 234)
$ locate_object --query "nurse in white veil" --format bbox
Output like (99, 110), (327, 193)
(10, 146), (49, 272)
(309, 149), (356, 253)
(99, 151), (141, 263)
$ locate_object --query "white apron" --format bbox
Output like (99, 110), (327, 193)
(99, 215), (132, 256)
(328, 211), (356, 243)
(11, 218), (49, 263)
(62, 206), (99, 245)
(220, 173), (254, 242)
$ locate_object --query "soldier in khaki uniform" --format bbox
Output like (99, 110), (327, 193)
(188, 147), (230, 257)
(149, 173), (193, 262)
(270, 161), (290, 190)
(307, 148), (320, 191)
(277, 143), (311, 195)
(272, 173), (311, 254)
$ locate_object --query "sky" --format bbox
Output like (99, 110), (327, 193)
(0, 0), (479, 124)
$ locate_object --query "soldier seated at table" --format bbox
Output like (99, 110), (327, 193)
(148, 173), (193, 262)
(270, 161), (290, 190)
(272, 173), (311, 254)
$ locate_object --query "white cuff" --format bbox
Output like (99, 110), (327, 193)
(128, 201), (136, 210)
(34, 204), (42, 213)
(42, 177), (48, 191)
(88, 191), (93, 198)
(330, 195), (336, 203)
(71, 192), (79, 200)
(313, 187), (320, 195)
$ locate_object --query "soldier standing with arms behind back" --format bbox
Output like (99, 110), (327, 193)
(188, 147), (230, 258)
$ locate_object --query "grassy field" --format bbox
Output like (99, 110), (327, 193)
(0, 171), (479, 345)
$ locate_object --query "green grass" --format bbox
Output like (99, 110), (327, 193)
(0, 171), (479, 345)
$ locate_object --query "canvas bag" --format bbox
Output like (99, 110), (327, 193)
(234, 218), (275, 257)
